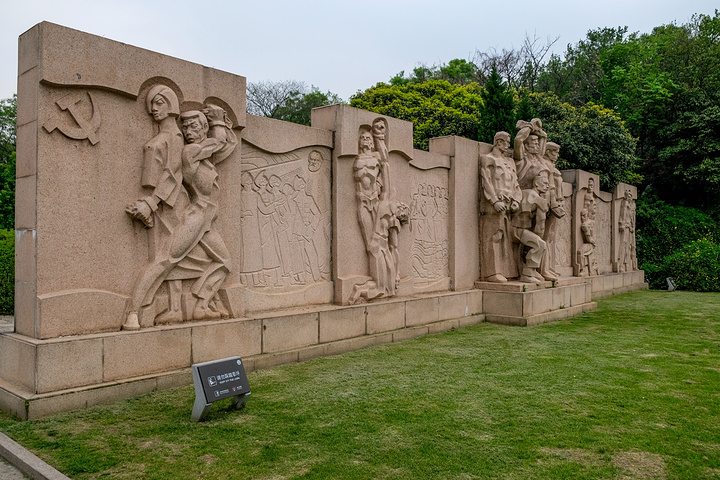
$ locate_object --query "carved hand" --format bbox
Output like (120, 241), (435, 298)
(493, 200), (507, 213)
(125, 199), (154, 228)
(203, 104), (227, 126)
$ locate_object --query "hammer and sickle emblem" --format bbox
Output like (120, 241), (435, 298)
(43, 92), (101, 145)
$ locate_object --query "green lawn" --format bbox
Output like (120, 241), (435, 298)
(1, 290), (719, 479)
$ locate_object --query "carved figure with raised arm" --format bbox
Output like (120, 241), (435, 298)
(514, 118), (549, 190)
(350, 118), (408, 303)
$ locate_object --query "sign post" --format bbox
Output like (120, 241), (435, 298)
(191, 356), (251, 422)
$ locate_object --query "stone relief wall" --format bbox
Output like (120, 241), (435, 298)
(13, 23), (640, 338)
(2, 23), (647, 420)
(238, 115), (333, 313)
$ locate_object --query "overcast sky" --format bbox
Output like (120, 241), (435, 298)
(1, 0), (717, 102)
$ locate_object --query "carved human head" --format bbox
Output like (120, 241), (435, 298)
(358, 126), (374, 152)
(494, 131), (511, 151)
(525, 134), (540, 154)
(588, 177), (595, 193)
(180, 110), (209, 144)
(255, 172), (269, 189)
(269, 175), (282, 190)
(624, 189), (633, 200)
(308, 150), (323, 172)
(241, 172), (254, 189)
(545, 142), (560, 163)
(533, 172), (550, 194)
(146, 85), (180, 121)
(294, 175), (307, 191)
(372, 118), (387, 138)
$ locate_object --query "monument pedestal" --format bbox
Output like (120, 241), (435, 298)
(478, 277), (597, 327)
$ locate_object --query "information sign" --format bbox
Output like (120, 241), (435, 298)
(191, 356), (250, 422)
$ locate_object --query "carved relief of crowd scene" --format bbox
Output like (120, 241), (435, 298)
(409, 182), (450, 281)
(239, 167), (330, 289)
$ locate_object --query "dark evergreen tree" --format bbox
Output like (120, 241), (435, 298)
(477, 66), (515, 144)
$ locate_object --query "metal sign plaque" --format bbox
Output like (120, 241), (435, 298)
(191, 356), (250, 421)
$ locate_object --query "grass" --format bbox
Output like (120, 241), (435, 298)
(1, 290), (720, 479)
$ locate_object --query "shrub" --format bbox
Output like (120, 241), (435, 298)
(656, 239), (720, 292)
(636, 195), (719, 287)
(0, 229), (12, 314)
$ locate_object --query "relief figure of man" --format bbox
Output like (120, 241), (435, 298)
(510, 172), (550, 283)
(479, 131), (522, 282)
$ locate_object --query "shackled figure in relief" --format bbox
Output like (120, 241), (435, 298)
(577, 178), (599, 277)
(123, 102), (238, 330)
(479, 131), (522, 282)
(618, 188), (637, 272)
(350, 119), (409, 303)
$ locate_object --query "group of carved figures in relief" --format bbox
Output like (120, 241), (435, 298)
(123, 95), (639, 322)
(239, 164), (329, 289)
(123, 85), (238, 330)
(479, 119), (566, 283)
(479, 118), (636, 283)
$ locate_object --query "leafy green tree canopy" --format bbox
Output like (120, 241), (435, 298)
(529, 92), (641, 190)
(247, 81), (343, 126)
(350, 79), (483, 150)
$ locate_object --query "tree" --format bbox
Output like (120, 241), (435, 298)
(246, 81), (343, 126)
(274, 87), (343, 126)
(0, 95), (16, 230)
(350, 80), (483, 150)
(477, 66), (516, 143)
(536, 27), (629, 105)
(246, 80), (306, 118)
(390, 59), (481, 86)
(529, 92), (640, 190)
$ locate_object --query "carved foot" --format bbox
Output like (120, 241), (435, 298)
(519, 275), (541, 283)
(193, 302), (222, 321)
(520, 268), (542, 284)
(155, 308), (183, 324)
(122, 312), (141, 331)
(541, 272), (558, 282)
(485, 274), (508, 283)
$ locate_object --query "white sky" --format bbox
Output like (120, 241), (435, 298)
(1, 0), (717, 102)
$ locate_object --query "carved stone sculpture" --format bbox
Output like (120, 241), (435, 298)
(510, 172), (550, 283)
(479, 131), (522, 282)
(618, 188), (637, 272)
(123, 102), (238, 330)
(577, 178), (599, 276)
(538, 142), (566, 281)
(350, 118), (408, 303)
(514, 118), (549, 190)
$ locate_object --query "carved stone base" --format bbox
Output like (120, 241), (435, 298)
(473, 280), (551, 292)
(0, 271), (645, 420)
